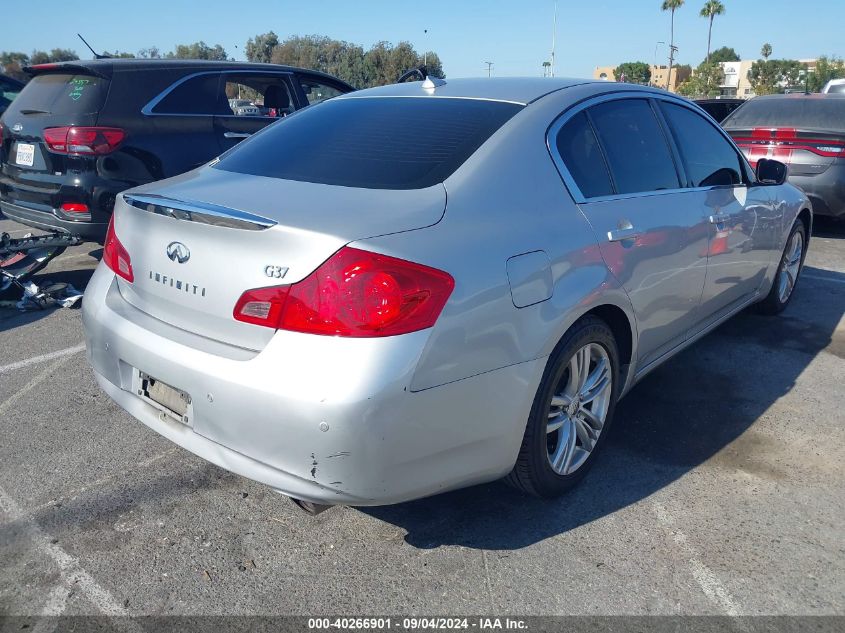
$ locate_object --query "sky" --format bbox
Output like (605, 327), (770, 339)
(3, 0), (844, 78)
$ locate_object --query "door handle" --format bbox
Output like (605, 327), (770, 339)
(223, 132), (251, 139)
(709, 213), (730, 224)
(607, 227), (642, 242)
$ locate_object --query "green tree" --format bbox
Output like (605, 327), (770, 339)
(48, 48), (78, 62)
(245, 31), (279, 64)
(662, 0), (685, 90)
(138, 47), (162, 59)
(675, 63), (693, 84)
(761, 43), (772, 60)
(0, 52), (29, 82)
(748, 59), (802, 95)
(677, 61), (722, 97)
(110, 51), (135, 58)
(707, 46), (739, 64)
(166, 41), (228, 61)
(614, 61), (652, 84)
(808, 55), (845, 92)
(700, 0), (725, 64)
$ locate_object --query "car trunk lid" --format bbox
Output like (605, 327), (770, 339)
(728, 127), (845, 176)
(113, 167), (447, 351)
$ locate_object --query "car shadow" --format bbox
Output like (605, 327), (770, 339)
(361, 265), (845, 549)
(812, 216), (845, 239)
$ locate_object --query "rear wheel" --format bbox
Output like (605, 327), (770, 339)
(757, 220), (806, 315)
(506, 316), (620, 498)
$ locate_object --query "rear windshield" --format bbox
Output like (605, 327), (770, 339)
(722, 97), (845, 131)
(7, 73), (109, 116)
(213, 96), (523, 189)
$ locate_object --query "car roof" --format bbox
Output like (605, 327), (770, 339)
(338, 77), (604, 106)
(750, 92), (845, 101)
(23, 58), (354, 88)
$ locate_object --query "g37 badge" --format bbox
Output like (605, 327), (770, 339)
(264, 265), (288, 279)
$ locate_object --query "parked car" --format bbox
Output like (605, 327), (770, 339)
(694, 97), (745, 123)
(0, 59), (353, 241)
(821, 78), (845, 94)
(228, 98), (260, 116)
(723, 93), (845, 218)
(82, 78), (810, 509)
(0, 74), (24, 117)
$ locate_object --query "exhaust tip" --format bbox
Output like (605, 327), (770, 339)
(290, 497), (334, 516)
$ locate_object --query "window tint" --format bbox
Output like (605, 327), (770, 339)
(827, 84), (845, 94)
(223, 74), (293, 118)
(555, 112), (613, 198)
(722, 97), (845, 131)
(152, 74), (224, 115)
(214, 97), (522, 190)
(6, 73), (108, 116)
(588, 99), (680, 194)
(661, 102), (743, 187)
(299, 77), (346, 105)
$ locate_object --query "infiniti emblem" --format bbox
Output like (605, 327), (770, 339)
(166, 241), (190, 264)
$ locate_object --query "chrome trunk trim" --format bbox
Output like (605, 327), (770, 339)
(122, 194), (277, 231)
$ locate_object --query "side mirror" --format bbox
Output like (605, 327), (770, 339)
(756, 158), (788, 185)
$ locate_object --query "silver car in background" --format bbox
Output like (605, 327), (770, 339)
(82, 78), (811, 508)
(228, 98), (260, 116)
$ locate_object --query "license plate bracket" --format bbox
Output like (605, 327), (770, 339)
(132, 370), (193, 426)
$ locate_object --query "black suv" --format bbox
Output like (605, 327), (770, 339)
(0, 59), (353, 241)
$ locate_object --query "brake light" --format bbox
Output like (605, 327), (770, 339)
(61, 202), (89, 214)
(43, 126), (125, 155)
(732, 127), (845, 158)
(233, 247), (454, 337)
(103, 215), (133, 282)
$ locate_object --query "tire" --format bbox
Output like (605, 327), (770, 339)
(756, 219), (807, 315)
(506, 315), (620, 498)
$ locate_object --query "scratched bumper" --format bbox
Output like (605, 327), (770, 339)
(82, 264), (543, 506)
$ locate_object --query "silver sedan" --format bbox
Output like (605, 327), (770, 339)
(82, 78), (810, 509)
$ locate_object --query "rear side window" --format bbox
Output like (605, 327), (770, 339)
(7, 73), (108, 116)
(214, 97), (523, 189)
(661, 102), (743, 187)
(722, 97), (845, 131)
(588, 99), (680, 195)
(151, 74), (225, 115)
(555, 111), (613, 198)
(826, 84), (845, 94)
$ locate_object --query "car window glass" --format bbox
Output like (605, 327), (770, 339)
(223, 74), (293, 118)
(6, 73), (108, 116)
(661, 102), (743, 187)
(152, 74), (224, 115)
(298, 77), (345, 105)
(588, 99), (680, 194)
(555, 111), (614, 198)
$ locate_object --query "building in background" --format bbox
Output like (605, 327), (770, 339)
(593, 64), (682, 92)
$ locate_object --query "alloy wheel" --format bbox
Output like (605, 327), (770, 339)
(777, 230), (804, 303)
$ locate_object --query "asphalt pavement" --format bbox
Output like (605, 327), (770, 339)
(1, 214), (843, 619)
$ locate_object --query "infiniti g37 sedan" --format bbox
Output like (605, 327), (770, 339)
(82, 78), (811, 508)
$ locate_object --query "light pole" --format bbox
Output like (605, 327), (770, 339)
(653, 40), (665, 84)
(423, 29), (428, 67)
(484, 61), (493, 78)
(550, 0), (557, 78)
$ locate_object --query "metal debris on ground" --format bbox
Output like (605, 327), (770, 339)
(0, 231), (83, 310)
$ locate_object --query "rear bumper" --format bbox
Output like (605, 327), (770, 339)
(789, 171), (845, 218)
(0, 199), (108, 240)
(82, 264), (543, 506)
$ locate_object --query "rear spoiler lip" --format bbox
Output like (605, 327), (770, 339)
(23, 63), (111, 79)
(725, 126), (845, 138)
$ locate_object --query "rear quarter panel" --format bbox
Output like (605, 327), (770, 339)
(355, 87), (638, 392)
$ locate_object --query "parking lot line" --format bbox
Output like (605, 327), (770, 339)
(652, 501), (741, 616)
(0, 344), (86, 375)
(0, 483), (133, 621)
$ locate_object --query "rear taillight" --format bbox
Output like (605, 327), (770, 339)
(233, 247), (454, 337)
(732, 127), (845, 159)
(61, 202), (89, 214)
(43, 126), (125, 155)
(103, 215), (133, 282)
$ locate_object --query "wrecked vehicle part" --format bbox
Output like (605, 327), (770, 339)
(0, 231), (81, 291)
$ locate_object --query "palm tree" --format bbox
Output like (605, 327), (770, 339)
(700, 1), (725, 64)
(761, 43), (773, 60)
(662, 0), (685, 90)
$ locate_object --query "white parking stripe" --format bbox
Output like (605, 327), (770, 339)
(803, 273), (845, 284)
(0, 344), (85, 375)
(653, 501), (741, 616)
(0, 484), (131, 619)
